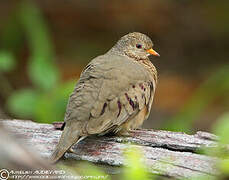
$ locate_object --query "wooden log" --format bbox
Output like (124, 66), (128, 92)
(1, 119), (219, 179)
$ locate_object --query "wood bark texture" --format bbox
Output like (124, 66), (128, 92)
(1, 119), (219, 179)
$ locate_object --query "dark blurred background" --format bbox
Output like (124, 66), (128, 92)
(0, 0), (229, 133)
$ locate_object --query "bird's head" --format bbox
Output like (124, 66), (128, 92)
(113, 32), (160, 60)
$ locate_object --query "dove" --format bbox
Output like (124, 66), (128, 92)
(50, 32), (159, 162)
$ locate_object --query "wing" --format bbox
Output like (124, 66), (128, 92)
(82, 55), (156, 135)
(86, 79), (155, 134)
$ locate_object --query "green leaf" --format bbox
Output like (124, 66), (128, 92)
(19, 1), (60, 90)
(213, 113), (229, 144)
(55, 80), (76, 98)
(123, 147), (152, 180)
(35, 80), (75, 123)
(35, 94), (54, 123)
(0, 51), (15, 72)
(219, 158), (229, 175)
(7, 89), (39, 119)
(28, 56), (59, 91)
(19, 1), (54, 58)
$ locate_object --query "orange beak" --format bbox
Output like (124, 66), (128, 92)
(146, 48), (160, 57)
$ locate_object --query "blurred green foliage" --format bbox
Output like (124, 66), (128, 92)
(123, 147), (152, 180)
(213, 113), (229, 179)
(164, 64), (229, 133)
(0, 51), (15, 72)
(20, 1), (60, 91)
(214, 113), (229, 145)
(0, 1), (75, 123)
(7, 81), (75, 123)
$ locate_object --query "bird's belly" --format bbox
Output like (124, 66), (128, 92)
(119, 105), (148, 131)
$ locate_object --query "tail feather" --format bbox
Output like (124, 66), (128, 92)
(50, 125), (80, 163)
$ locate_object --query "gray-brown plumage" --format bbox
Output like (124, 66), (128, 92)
(50, 32), (160, 162)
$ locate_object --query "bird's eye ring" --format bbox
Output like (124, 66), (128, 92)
(136, 44), (142, 49)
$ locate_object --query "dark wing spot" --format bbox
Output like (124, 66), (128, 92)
(125, 93), (135, 110)
(60, 122), (66, 131)
(129, 98), (135, 110)
(150, 82), (154, 91)
(139, 83), (144, 90)
(100, 103), (107, 116)
(142, 94), (147, 105)
(125, 93), (129, 100)
(84, 63), (93, 71)
(117, 101), (122, 117)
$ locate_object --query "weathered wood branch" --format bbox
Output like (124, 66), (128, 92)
(1, 119), (220, 179)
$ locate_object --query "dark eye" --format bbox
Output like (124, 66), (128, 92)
(136, 44), (142, 49)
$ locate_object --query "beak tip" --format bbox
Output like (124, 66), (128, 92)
(147, 48), (160, 57)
